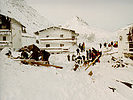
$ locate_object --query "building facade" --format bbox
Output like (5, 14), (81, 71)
(35, 26), (79, 54)
(118, 25), (133, 59)
(0, 14), (35, 51)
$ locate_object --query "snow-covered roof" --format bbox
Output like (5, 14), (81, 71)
(22, 33), (35, 38)
(0, 13), (25, 27)
(36, 26), (79, 36)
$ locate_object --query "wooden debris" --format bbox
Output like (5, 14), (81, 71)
(108, 87), (116, 92)
(85, 55), (100, 71)
(116, 80), (133, 88)
(19, 59), (63, 69)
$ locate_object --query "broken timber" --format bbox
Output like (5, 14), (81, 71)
(14, 59), (63, 69)
(85, 55), (100, 71)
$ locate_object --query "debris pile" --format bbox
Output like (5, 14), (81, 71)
(5, 44), (63, 69)
(111, 56), (128, 68)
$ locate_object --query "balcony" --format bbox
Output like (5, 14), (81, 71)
(0, 29), (11, 35)
(0, 41), (11, 47)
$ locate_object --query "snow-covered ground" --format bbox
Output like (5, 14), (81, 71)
(0, 46), (133, 100)
(0, 1), (133, 100)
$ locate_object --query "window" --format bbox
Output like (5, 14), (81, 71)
(22, 26), (26, 33)
(46, 35), (49, 38)
(60, 34), (63, 38)
(46, 44), (50, 47)
(60, 44), (64, 47)
(3, 36), (6, 41)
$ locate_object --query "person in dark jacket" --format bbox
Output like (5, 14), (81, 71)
(99, 43), (102, 48)
(76, 48), (80, 55)
(72, 54), (76, 61)
(82, 55), (85, 62)
(86, 50), (89, 60)
(67, 54), (70, 61)
(104, 42), (107, 47)
(89, 49), (91, 60)
(111, 41), (113, 46)
(79, 43), (81, 50)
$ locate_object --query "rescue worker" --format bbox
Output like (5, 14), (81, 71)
(76, 48), (80, 55)
(72, 54), (76, 61)
(67, 54), (70, 61)
(86, 50), (89, 60)
(99, 43), (102, 48)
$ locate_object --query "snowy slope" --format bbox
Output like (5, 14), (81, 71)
(63, 16), (116, 45)
(0, 0), (52, 34)
(0, 48), (133, 100)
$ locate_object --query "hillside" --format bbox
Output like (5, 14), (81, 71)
(0, 0), (52, 34)
(63, 16), (117, 46)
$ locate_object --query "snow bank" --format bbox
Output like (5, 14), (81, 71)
(0, 48), (133, 100)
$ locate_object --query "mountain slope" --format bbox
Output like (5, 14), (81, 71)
(64, 16), (116, 45)
(0, 0), (52, 34)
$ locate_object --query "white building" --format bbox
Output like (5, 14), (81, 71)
(118, 24), (133, 60)
(0, 14), (36, 51)
(35, 26), (79, 54)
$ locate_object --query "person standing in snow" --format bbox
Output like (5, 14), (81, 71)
(111, 41), (113, 46)
(86, 50), (89, 60)
(76, 48), (80, 55)
(79, 43), (81, 50)
(99, 43), (102, 49)
(72, 54), (76, 61)
(91, 51), (96, 65)
(89, 49), (92, 60)
(75, 55), (82, 64)
(82, 55), (85, 62)
(82, 42), (85, 52)
(104, 42), (107, 47)
(67, 54), (70, 61)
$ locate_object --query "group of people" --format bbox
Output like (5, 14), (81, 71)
(99, 41), (118, 48)
(78, 42), (85, 52)
(67, 42), (102, 71)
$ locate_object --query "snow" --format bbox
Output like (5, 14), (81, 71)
(0, 46), (133, 100)
(0, 1), (133, 100)
(63, 16), (117, 46)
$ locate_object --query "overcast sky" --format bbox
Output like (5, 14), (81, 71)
(27, 0), (133, 32)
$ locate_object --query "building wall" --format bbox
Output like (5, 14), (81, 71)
(11, 19), (22, 51)
(38, 28), (77, 48)
(0, 34), (11, 41)
(118, 28), (129, 57)
(39, 28), (74, 38)
(37, 27), (78, 53)
(22, 36), (36, 46)
(40, 41), (75, 48)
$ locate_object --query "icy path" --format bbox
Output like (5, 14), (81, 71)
(0, 53), (133, 100)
